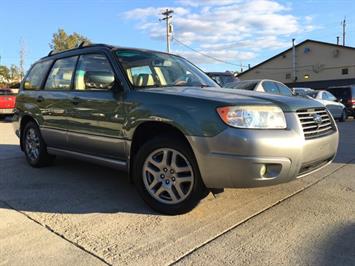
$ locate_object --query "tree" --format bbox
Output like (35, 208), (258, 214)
(0, 65), (10, 83)
(9, 65), (21, 80)
(49, 28), (91, 52)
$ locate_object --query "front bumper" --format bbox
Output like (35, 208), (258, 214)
(187, 113), (339, 188)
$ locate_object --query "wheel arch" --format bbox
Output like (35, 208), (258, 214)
(128, 121), (199, 181)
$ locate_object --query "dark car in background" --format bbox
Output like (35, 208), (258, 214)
(225, 79), (294, 97)
(206, 71), (238, 87)
(327, 85), (355, 117)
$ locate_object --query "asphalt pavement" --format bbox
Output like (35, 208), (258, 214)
(0, 117), (354, 266)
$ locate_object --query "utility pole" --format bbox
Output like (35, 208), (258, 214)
(292, 38), (296, 82)
(336, 36), (340, 45)
(341, 17), (346, 46)
(160, 9), (173, 53)
(19, 39), (26, 81)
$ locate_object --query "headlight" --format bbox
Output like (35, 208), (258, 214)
(217, 105), (286, 129)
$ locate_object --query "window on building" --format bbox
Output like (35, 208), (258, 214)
(342, 68), (349, 75)
(285, 73), (291, 80)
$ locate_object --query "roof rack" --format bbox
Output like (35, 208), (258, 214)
(46, 43), (113, 57)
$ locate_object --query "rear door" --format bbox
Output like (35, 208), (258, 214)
(40, 56), (78, 148)
(66, 53), (126, 160)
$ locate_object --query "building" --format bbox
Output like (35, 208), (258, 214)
(238, 39), (355, 89)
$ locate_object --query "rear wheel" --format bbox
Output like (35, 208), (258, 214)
(339, 109), (347, 122)
(22, 121), (55, 167)
(133, 136), (206, 215)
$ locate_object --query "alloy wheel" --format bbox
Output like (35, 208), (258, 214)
(142, 148), (194, 205)
(24, 128), (40, 162)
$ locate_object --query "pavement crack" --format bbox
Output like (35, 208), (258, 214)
(0, 199), (112, 266)
(169, 158), (355, 265)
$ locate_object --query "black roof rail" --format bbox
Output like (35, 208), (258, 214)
(45, 43), (114, 59)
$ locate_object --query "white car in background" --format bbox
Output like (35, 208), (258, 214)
(294, 88), (347, 122)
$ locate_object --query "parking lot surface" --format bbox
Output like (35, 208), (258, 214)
(0, 118), (354, 265)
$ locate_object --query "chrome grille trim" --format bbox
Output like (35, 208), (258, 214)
(297, 108), (335, 139)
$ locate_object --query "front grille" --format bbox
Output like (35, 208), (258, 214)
(297, 108), (335, 139)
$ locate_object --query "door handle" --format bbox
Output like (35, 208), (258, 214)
(72, 97), (81, 105)
(37, 96), (44, 102)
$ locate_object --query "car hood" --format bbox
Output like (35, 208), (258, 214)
(143, 86), (324, 112)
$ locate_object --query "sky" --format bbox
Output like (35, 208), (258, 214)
(1, 0), (355, 72)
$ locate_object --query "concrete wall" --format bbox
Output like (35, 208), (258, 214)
(239, 41), (355, 85)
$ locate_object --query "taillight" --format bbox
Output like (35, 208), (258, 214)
(349, 99), (355, 104)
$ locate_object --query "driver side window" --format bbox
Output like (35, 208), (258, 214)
(74, 54), (115, 91)
(262, 81), (279, 94)
(322, 92), (329, 100)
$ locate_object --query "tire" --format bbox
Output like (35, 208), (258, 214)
(22, 121), (55, 167)
(339, 109), (347, 122)
(132, 136), (206, 215)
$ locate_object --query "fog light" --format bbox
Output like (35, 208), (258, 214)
(260, 165), (267, 176)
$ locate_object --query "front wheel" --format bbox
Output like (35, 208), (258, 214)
(133, 136), (206, 215)
(339, 109), (347, 122)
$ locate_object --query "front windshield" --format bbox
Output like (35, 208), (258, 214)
(115, 49), (216, 89)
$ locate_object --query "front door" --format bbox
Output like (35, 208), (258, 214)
(66, 53), (126, 160)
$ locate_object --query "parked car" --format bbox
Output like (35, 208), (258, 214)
(13, 44), (339, 214)
(327, 85), (355, 117)
(0, 89), (16, 117)
(225, 79), (294, 96)
(206, 71), (238, 87)
(293, 88), (347, 122)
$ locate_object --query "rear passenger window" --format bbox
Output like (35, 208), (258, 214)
(262, 81), (279, 94)
(44, 57), (78, 90)
(276, 83), (293, 96)
(23, 60), (52, 90)
(74, 54), (115, 90)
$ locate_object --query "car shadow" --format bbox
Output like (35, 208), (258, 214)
(316, 223), (355, 266)
(0, 144), (157, 215)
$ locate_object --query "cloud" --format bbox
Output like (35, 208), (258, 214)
(123, 0), (315, 67)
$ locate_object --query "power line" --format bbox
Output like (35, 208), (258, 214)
(172, 37), (248, 68)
